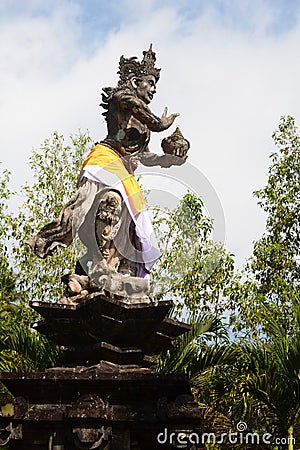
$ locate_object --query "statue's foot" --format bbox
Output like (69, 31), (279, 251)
(26, 236), (47, 258)
(61, 274), (97, 298)
(60, 270), (149, 302)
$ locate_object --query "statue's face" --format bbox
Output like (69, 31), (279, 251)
(135, 75), (157, 104)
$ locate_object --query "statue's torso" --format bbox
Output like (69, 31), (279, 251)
(102, 89), (150, 156)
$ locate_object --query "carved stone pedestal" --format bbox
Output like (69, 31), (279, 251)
(0, 293), (202, 449)
(29, 293), (190, 367)
(0, 369), (201, 449)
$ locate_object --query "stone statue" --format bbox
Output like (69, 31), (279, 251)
(27, 45), (190, 301)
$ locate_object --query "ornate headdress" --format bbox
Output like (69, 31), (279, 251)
(117, 44), (161, 84)
(101, 45), (161, 119)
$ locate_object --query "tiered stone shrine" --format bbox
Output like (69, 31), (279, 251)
(0, 293), (202, 449)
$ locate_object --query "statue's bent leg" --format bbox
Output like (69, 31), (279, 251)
(27, 188), (83, 258)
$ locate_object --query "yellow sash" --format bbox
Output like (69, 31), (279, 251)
(81, 144), (145, 213)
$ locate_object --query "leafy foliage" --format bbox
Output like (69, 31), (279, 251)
(213, 306), (299, 448)
(0, 133), (90, 374)
(151, 192), (234, 315)
(229, 116), (300, 337)
(156, 313), (230, 375)
(0, 167), (16, 305)
(8, 131), (92, 306)
(158, 305), (299, 449)
(0, 303), (60, 372)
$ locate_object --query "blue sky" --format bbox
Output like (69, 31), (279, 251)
(1, 0), (300, 267)
(2, 0), (300, 36)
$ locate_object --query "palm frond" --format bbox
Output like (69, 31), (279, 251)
(0, 321), (60, 372)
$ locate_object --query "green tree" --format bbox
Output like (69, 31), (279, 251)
(0, 305), (60, 372)
(156, 313), (243, 449)
(229, 116), (300, 337)
(9, 131), (91, 308)
(214, 307), (299, 449)
(0, 167), (17, 305)
(156, 313), (231, 376)
(199, 116), (300, 448)
(0, 132), (91, 374)
(0, 166), (60, 372)
(239, 325), (299, 449)
(151, 192), (234, 315)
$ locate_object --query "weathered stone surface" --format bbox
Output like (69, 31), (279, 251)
(60, 342), (158, 367)
(0, 371), (201, 449)
(30, 293), (190, 367)
(0, 370), (192, 404)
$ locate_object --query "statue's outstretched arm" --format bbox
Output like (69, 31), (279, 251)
(120, 94), (179, 132)
(139, 150), (187, 168)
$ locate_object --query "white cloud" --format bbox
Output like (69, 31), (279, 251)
(1, 1), (300, 267)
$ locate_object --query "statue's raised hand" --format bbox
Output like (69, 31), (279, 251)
(160, 107), (180, 130)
